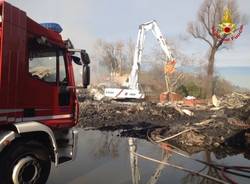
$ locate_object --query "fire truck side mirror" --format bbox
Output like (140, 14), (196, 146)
(71, 56), (82, 65)
(81, 50), (90, 88)
(82, 65), (90, 88)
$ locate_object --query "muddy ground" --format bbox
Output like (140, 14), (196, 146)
(78, 92), (250, 153)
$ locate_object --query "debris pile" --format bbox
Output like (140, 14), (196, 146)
(218, 92), (250, 109)
(78, 100), (192, 129)
(78, 91), (250, 153)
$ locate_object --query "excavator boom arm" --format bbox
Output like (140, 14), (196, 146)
(128, 20), (175, 90)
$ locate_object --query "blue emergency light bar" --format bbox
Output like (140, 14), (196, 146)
(40, 23), (63, 33)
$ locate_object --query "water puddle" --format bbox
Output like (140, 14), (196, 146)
(48, 129), (250, 184)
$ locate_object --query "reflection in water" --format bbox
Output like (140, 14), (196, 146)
(182, 151), (224, 184)
(128, 138), (171, 184)
(146, 149), (170, 184)
(128, 138), (140, 184)
(128, 137), (250, 184)
(48, 130), (250, 184)
(92, 132), (120, 158)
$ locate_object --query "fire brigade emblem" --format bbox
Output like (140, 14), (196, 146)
(212, 8), (243, 42)
(219, 8), (237, 35)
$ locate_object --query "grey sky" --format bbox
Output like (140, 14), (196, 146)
(7, 0), (250, 66)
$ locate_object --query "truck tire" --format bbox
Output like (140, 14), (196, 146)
(0, 140), (51, 184)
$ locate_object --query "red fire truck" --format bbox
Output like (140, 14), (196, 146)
(0, 1), (90, 183)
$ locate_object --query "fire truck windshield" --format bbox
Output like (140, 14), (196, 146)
(29, 49), (66, 84)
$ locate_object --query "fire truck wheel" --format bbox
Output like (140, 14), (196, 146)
(0, 140), (51, 184)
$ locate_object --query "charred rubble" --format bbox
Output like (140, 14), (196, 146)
(78, 91), (250, 153)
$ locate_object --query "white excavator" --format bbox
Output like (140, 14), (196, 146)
(104, 20), (175, 99)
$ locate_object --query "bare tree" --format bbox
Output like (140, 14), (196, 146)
(114, 41), (125, 76)
(126, 38), (135, 72)
(187, 0), (242, 97)
(102, 42), (119, 77)
(93, 39), (127, 80)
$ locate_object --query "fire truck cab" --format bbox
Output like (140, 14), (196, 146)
(0, 1), (90, 183)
